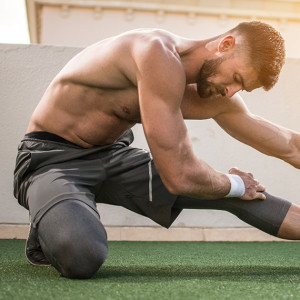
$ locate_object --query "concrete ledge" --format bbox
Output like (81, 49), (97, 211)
(0, 225), (29, 239)
(0, 225), (285, 241)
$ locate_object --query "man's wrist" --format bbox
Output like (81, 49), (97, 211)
(224, 174), (245, 198)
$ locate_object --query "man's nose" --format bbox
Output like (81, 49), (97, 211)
(225, 84), (241, 98)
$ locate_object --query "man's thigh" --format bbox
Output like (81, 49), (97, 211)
(27, 159), (104, 227)
(97, 146), (180, 228)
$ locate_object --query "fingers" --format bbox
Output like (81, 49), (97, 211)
(254, 178), (265, 192)
(245, 189), (266, 200)
(256, 192), (266, 200)
(229, 167), (253, 178)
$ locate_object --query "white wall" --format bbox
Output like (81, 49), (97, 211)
(38, 5), (300, 59)
(1, 43), (300, 228)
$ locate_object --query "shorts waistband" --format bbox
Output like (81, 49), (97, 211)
(25, 131), (78, 146)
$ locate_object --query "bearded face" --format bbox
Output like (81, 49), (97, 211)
(197, 56), (227, 98)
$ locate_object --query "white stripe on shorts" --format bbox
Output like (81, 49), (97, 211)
(148, 153), (153, 202)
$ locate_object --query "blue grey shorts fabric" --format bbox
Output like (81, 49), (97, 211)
(13, 130), (181, 228)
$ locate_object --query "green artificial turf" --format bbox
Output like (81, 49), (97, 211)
(0, 240), (300, 300)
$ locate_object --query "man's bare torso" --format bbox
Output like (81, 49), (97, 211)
(27, 29), (225, 148)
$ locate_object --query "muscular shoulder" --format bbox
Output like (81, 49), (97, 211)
(127, 30), (186, 93)
(134, 32), (179, 60)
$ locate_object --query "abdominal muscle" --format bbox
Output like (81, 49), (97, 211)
(27, 80), (140, 148)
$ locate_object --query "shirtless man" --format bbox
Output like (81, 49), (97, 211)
(14, 21), (300, 279)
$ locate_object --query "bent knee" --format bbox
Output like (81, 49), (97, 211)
(57, 239), (108, 279)
(37, 199), (109, 278)
(63, 252), (107, 279)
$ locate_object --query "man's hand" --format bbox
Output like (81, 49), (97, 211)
(229, 167), (266, 200)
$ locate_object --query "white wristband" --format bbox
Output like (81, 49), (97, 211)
(225, 174), (245, 198)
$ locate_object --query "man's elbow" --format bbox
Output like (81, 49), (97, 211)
(283, 155), (300, 169)
(278, 143), (300, 169)
(163, 175), (192, 196)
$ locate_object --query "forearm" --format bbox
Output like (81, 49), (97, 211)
(215, 110), (300, 170)
(154, 143), (232, 199)
(176, 159), (231, 199)
(167, 160), (265, 201)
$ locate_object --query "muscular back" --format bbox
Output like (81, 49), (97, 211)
(27, 29), (229, 148)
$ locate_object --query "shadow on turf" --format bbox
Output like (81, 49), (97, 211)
(95, 265), (300, 283)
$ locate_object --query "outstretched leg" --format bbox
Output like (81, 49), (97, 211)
(174, 191), (299, 239)
(37, 200), (108, 279)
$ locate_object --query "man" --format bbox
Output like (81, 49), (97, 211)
(14, 21), (300, 279)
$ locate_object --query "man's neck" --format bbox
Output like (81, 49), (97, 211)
(179, 39), (214, 84)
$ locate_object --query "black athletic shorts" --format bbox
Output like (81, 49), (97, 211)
(13, 130), (181, 228)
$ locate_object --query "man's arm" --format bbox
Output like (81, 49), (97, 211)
(213, 93), (300, 169)
(133, 39), (264, 200)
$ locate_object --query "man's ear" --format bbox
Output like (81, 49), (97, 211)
(218, 36), (235, 52)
